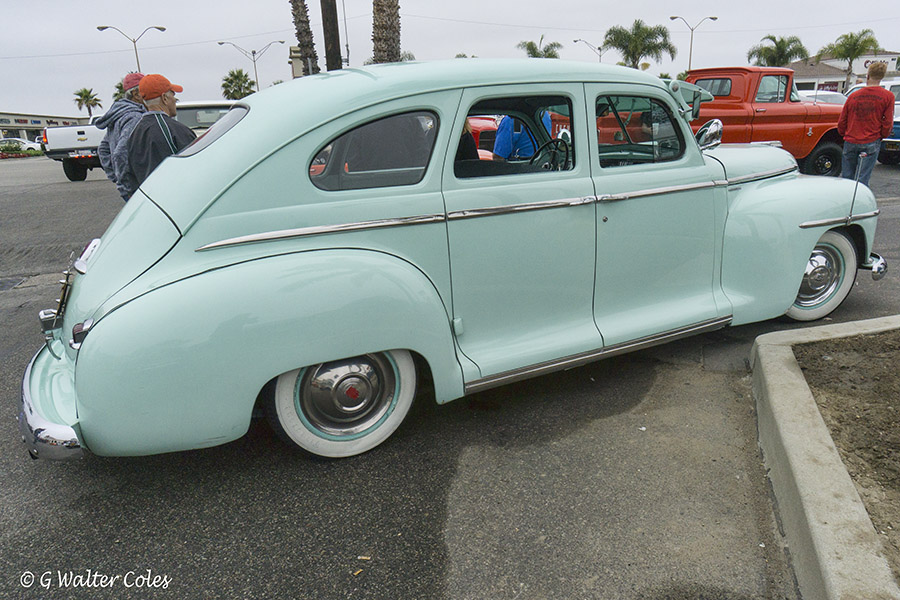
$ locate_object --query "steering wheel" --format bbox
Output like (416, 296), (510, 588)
(529, 138), (570, 171)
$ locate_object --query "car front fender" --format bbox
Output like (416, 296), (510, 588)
(721, 175), (878, 326)
(74, 249), (462, 456)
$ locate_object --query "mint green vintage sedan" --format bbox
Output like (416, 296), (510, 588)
(20, 60), (887, 460)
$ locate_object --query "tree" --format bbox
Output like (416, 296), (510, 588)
(73, 88), (102, 118)
(364, 51), (414, 65)
(747, 35), (808, 67)
(221, 69), (256, 100)
(516, 35), (562, 59)
(289, 0), (320, 75)
(602, 19), (676, 70)
(372, 0), (401, 64)
(818, 29), (882, 90)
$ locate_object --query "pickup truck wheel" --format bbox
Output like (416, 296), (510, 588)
(268, 350), (416, 458)
(62, 159), (88, 181)
(801, 142), (842, 176)
(785, 230), (857, 321)
(877, 150), (900, 165)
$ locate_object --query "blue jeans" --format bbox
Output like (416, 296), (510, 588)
(841, 141), (881, 186)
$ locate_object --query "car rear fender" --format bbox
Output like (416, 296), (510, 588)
(74, 249), (463, 456)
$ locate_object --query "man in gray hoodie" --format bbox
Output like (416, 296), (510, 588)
(96, 73), (146, 201)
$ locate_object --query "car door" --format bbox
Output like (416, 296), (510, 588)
(586, 84), (730, 347)
(441, 84), (602, 384)
(749, 74), (806, 156)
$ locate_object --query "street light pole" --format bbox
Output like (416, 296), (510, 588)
(668, 15), (717, 71)
(96, 25), (166, 72)
(218, 40), (285, 91)
(573, 39), (603, 62)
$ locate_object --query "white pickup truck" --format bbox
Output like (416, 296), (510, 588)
(42, 101), (234, 182)
(42, 117), (104, 181)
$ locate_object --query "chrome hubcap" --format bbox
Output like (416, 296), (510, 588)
(297, 354), (396, 438)
(796, 245), (842, 307)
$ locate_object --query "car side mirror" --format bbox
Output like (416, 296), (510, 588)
(695, 119), (723, 151)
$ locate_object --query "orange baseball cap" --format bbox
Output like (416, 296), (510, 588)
(139, 74), (184, 100)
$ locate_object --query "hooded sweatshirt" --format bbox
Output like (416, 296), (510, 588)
(96, 98), (146, 201)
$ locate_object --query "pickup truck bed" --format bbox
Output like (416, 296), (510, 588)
(42, 118), (103, 181)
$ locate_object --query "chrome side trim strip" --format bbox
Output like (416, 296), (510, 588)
(464, 316), (733, 395)
(726, 165), (797, 186)
(799, 209), (880, 230)
(447, 196), (595, 220)
(196, 214), (446, 251)
(597, 181), (718, 203)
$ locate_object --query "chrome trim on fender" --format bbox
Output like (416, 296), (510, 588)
(18, 350), (83, 460)
(464, 316), (733, 395)
(864, 253), (888, 281)
(725, 165), (798, 186)
(196, 214), (446, 251)
(447, 196), (595, 220)
(799, 209), (881, 230)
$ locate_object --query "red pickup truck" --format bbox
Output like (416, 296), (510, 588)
(686, 67), (844, 176)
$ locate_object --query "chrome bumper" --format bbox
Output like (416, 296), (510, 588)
(18, 350), (83, 460)
(863, 253), (887, 281)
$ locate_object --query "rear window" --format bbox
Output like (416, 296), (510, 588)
(695, 78), (732, 97)
(179, 106), (248, 157)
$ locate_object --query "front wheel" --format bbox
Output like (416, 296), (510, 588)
(268, 350), (416, 458)
(801, 142), (842, 177)
(785, 230), (858, 321)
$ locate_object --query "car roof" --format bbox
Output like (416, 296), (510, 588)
(240, 59), (666, 133)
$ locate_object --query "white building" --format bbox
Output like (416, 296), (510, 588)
(0, 112), (88, 142)
(791, 52), (899, 92)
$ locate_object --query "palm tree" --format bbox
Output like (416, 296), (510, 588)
(372, 0), (401, 64)
(221, 69), (256, 100)
(747, 35), (808, 67)
(73, 88), (102, 118)
(517, 35), (563, 59)
(290, 0), (320, 75)
(818, 29), (881, 90)
(602, 19), (677, 70)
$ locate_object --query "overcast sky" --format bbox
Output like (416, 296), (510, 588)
(4, 1), (899, 117)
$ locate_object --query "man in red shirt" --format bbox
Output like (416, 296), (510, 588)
(838, 62), (895, 186)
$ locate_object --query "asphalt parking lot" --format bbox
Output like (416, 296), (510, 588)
(1, 156), (897, 599)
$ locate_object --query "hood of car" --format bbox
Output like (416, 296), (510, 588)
(703, 144), (798, 182)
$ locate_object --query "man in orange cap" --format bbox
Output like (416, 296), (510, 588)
(125, 74), (197, 188)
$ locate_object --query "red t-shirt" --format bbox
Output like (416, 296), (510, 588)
(838, 85), (895, 144)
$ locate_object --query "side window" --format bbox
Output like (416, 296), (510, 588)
(595, 95), (684, 168)
(695, 78), (732, 97)
(755, 75), (788, 103)
(310, 111), (438, 191)
(890, 85), (900, 101)
(454, 95), (574, 179)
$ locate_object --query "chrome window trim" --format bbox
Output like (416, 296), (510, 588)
(799, 209), (880, 230)
(464, 316), (733, 395)
(597, 180), (718, 202)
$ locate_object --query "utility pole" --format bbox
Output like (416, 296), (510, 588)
(320, 0), (343, 71)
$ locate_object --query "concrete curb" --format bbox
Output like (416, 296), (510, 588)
(751, 315), (900, 600)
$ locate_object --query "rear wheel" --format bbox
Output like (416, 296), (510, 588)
(801, 142), (842, 177)
(268, 350), (416, 458)
(785, 230), (857, 321)
(62, 159), (87, 181)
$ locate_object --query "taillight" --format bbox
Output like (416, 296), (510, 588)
(41, 128), (48, 145)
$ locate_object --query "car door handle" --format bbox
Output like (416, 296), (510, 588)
(755, 108), (767, 113)
(598, 194), (629, 203)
